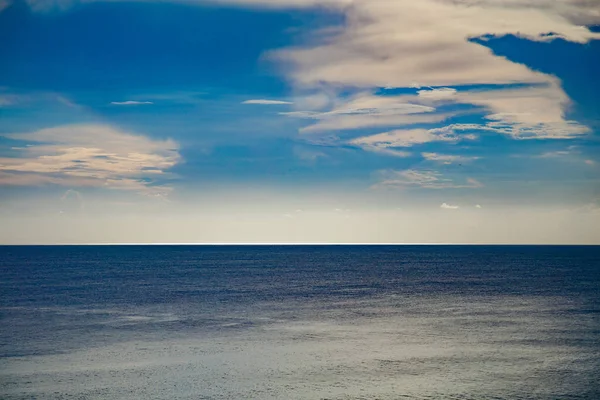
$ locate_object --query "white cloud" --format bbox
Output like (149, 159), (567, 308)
(417, 88), (458, 101)
(292, 93), (332, 110)
(267, 0), (596, 139)
(537, 150), (573, 158)
(242, 99), (293, 105)
(475, 204), (482, 208)
(357, 145), (412, 158)
(373, 169), (483, 189)
(285, 82), (590, 141)
(0, 124), (180, 195)
(533, 149), (595, 165)
(283, 92), (441, 133)
(272, 0), (599, 90)
(441, 202), (460, 209)
(421, 152), (480, 164)
(299, 112), (451, 134)
(350, 127), (477, 155)
(455, 83), (590, 139)
(293, 82), (591, 140)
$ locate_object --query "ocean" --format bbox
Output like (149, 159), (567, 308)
(1, 245), (599, 399)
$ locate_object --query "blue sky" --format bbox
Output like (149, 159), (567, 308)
(1, 0), (599, 243)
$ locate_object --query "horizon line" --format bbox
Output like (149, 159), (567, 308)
(1, 243), (599, 246)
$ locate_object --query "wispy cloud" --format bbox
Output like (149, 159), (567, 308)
(242, 99), (293, 105)
(360, 147), (412, 158)
(273, 0), (599, 90)
(417, 88), (457, 101)
(421, 152), (480, 164)
(537, 150), (573, 158)
(0, 124), (180, 196)
(350, 127), (477, 156)
(373, 169), (483, 190)
(455, 83), (590, 139)
(285, 81), (588, 142)
(0, 91), (84, 109)
(300, 112), (450, 134)
(441, 203), (459, 210)
(530, 147), (596, 165)
(268, 1), (596, 140)
(283, 92), (441, 133)
(110, 101), (154, 105)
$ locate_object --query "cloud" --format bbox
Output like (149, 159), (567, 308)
(441, 202), (460, 209)
(284, 81), (589, 141)
(454, 83), (590, 139)
(272, 0), (599, 90)
(282, 92), (441, 133)
(266, 0), (597, 140)
(292, 93), (332, 110)
(361, 148), (412, 158)
(0, 124), (180, 195)
(421, 152), (480, 164)
(475, 204), (482, 208)
(289, 83), (589, 140)
(373, 169), (483, 189)
(537, 150), (573, 158)
(242, 99), (293, 105)
(298, 112), (451, 134)
(417, 88), (458, 101)
(350, 127), (477, 156)
(532, 148), (595, 164)
(366, 83), (591, 141)
(0, 92), (84, 109)
(110, 101), (154, 105)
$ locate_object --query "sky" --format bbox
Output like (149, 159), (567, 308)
(0, 0), (599, 244)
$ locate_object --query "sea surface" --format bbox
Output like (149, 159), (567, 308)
(1, 245), (599, 399)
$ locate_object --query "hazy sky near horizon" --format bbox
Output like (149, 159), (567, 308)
(1, 0), (599, 243)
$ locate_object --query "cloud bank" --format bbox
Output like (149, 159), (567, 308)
(0, 124), (180, 195)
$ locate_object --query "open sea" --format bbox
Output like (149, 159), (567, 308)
(1, 245), (599, 399)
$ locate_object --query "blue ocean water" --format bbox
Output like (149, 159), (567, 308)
(1, 245), (599, 399)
